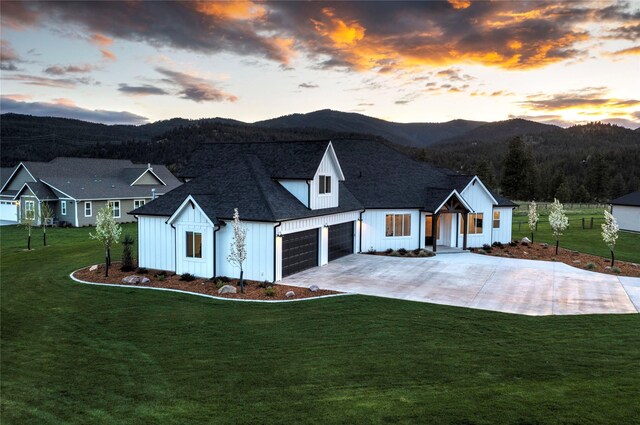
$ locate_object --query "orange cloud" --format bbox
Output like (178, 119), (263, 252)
(448, 0), (471, 10)
(90, 33), (113, 47)
(610, 45), (640, 56)
(2, 94), (32, 101)
(312, 8), (366, 47)
(100, 49), (117, 61)
(53, 98), (76, 107)
(195, 1), (266, 20)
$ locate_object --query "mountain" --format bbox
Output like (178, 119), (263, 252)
(436, 118), (561, 145)
(255, 109), (485, 147)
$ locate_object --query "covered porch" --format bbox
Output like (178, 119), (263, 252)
(424, 190), (471, 253)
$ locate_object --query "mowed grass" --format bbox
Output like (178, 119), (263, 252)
(513, 211), (640, 263)
(1, 224), (640, 424)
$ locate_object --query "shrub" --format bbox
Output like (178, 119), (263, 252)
(509, 241), (518, 247)
(482, 244), (492, 252)
(385, 248), (393, 254)
(492, 241), (504, 249)
(136, 267), (148, 274)
(398, 248), (408, 255)
(120, 234), (135, 272)
(155, 273), (166, 281)
(612, 266), (621, 274)
(264, 286), (276, 297)
(585, 262), (597, 270)
(367, 247), (376, 254)
(258, 280), (273, 288)
(180, 273), (196, 282)
(214, 276), (231, 283)
(412, 248), (421, 255)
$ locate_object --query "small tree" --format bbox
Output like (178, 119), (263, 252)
(601, 209), (619, 266)
(227, 208), (248, 293)
(121, 234), (135, 272)
(548, 198), (569, 255)
(19, 203), (37, 250)
(90, 206), (122, 277)
(40, 202), (54, 246)
(527, 201), (539, 243)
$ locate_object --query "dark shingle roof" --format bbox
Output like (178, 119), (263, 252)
(610, 191), (640, 207)
(17, 182), (57, 200)
(0, 167), (14, 188)
(12, 158), (181, 200)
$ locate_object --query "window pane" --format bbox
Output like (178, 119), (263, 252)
(403, 214), (411, 236)
(186, 232), (194, 257)
(385, 214), (393, 236)
(194, 233), (202, 258)
(426, 216), (432, 237)
(319, 176), (325, 194)
(493, 211), (500, 229)
(476, 213), (483, 233)
(326, 176), (331, 193)
(394, 214), (403, 236)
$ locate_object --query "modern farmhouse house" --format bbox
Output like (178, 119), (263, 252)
(0, 158), (181, 226)
(610, 191), (640, 232)
(132, 139), (516, 281)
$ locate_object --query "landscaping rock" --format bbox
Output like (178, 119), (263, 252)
(605, 266), (611, 270)
(573, 260), (581, 264)
(521, 237), (531, 244)
(541, 243), (548, 248)
(122, 275), (141, 284)
(309, 285), (319, 292)
(218, 285), (237, 295)
(89, 265), (98, 271)
(141, 277), (150, 284)
(285, 290), (295, 298)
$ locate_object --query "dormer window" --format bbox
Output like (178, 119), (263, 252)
(319, 175), (331, 194)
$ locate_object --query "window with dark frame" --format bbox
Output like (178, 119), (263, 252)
(186, 231), (202, 258)
(319, 175), (332, 194)
(461, 213), (484, 235)
(385, 213), (411, 237)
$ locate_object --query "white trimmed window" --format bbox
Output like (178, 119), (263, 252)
(61, 200), (67, 215)
(461, 213), (484, 235)
(493, 211), (500, 229)
(24, 200), (35, 219)
(385, 213), (411, 237)
(85, 201), (92, 217)
(134, 199), (145, 209)
(108, 200), (121, 218)
(186, 231), (202, 258)
(319, 175), (332, 194)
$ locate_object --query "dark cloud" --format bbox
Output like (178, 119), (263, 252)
(1, 40), (22, 71)
(2, 74), (92, 88)
(298, 82), (319, 88)
(156, 67), (238, 103)
(44, 64), (94, 75)
(357, 102), (374, 106)
(520, 87), (640, 111)
(606, 24), (640, 40)
(118, 84), (169, 96)
(632, 111), (640, 119)
(0, 97), (148, 124)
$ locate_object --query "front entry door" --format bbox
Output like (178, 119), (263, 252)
(425, 215), (440, 246)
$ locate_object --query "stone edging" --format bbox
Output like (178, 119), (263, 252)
(69, 269), (353, 303)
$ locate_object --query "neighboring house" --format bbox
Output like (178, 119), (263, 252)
(610, 191), (640, 232)
(0, 167), (20, 223)
(0, 158), (182, 226)
(133, 139), (516, 281)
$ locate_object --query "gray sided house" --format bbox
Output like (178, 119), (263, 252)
(133, 139), (516, 282)
(0, 158), (181, 226)
(610, 191), (640, 233)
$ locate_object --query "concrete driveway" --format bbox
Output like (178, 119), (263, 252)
(281, 253), (640, 316)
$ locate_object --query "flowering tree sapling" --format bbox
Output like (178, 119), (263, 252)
(548, 198), (569, 255)
(40, 202), (54, 246)
(601, 209), (619, 266)
(527, 201), (539, 243)
(227, 208), (248, 293)
(19, 203), (37, 250)
(90, 206), (122, 277)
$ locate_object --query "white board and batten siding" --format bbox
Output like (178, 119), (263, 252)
(492, 207), (513, 244)
(458, 180), (496, 248)
(612, 205), (640, 232)
(280, 211), (359, 235)
(361, 209), (421, 252)
(138, 216), (175, 272)
(278, 180), (308, 207)
(172, 204), (214, 278)
(309, 150), (340, 210)
(215, 221), (276, 282)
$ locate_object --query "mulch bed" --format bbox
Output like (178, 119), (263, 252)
(471, 242), (640, 277)
(73, 263), (341, 301)
(366, 249), (436, 258)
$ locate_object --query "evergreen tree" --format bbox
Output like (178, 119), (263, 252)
(554, 181), (572, 203)
(609, 173), (626, 199)
(501, 137), (535, 200)
(473, 158), (494, 187)
(574, 185), (591, 203)
(586, 154), (610, 201)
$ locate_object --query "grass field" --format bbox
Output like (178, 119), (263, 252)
(1, 224), (640, 424)
(513, 209), (640, 263)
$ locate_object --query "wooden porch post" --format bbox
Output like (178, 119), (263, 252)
(462, 212), (468, 250)
(432, 212), (438, 252)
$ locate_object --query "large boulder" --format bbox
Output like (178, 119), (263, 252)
(218, 285), (237, 295)
(141, 277), (150, 284)
(122, 275), (141, 284)
(521, 237), (532, 244)
(89, 265), (99, 272)
(285, 290), (296, 298)
(309, 285), (319, 292)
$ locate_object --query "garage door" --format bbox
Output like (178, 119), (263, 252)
(0, 201), (18, 222)
(282, 229), (319, 277)
(328, 221), (354, 262)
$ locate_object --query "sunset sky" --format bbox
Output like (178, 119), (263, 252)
(1, 0), (639, 127)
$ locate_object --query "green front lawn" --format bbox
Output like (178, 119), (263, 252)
(512, 213), (640, 263)
(1, 224), (639, 424)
